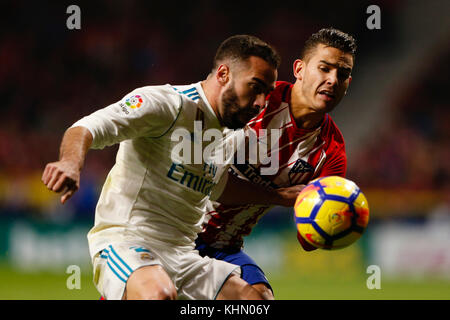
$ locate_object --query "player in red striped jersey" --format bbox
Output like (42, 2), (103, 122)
(196, 28), (357, 299)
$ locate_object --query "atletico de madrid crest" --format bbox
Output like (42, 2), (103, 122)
(288, 158), (314, 184)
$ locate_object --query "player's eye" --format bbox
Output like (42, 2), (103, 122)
(250, 83), (264, 94)
(338, 71), (351, 81)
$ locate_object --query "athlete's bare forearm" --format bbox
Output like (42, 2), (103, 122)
(58, 126), (93, 169)
(217, 173), (304, 207)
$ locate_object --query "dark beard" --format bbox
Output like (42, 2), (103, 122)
(220, 86), (258, 129)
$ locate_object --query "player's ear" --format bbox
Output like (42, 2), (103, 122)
(216, 64), (230, 86)
(344, 76), (352, 95)
(293, 59), (304, 80)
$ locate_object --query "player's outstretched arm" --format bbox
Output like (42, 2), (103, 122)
(42, 126), (93, 204)
(216, 173), (305, 207)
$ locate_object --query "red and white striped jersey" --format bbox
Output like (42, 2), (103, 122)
(199, 81), (347, 249)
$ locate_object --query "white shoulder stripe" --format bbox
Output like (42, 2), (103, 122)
(247, 102), (290, 126)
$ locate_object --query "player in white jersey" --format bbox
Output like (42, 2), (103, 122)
(196, 28), (357, 299)
(42, 35), (303, 300)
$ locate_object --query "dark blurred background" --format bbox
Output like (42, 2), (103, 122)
(0, 0), (449, 299)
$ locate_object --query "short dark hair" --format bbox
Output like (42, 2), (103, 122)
(301, 28), (357, 61)
(213, 35), (281, 70)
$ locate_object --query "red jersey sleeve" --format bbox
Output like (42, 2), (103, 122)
(318, 144), (347, 178)
(317, 115), (347, 178)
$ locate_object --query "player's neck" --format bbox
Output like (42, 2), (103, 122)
(290, 87), (325, 130)
(201, 78), (221, 120)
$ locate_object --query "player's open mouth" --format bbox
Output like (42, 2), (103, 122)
(318, 90), (335, 101)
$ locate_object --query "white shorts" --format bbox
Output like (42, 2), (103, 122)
(92, 240), (240, 300)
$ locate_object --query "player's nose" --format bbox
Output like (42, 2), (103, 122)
(254, 93), (266, 109)
(326, 70), (338, 87)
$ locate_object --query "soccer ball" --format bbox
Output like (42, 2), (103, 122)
(294, 176), (369, 250)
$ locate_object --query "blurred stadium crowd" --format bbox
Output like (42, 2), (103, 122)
(349, 44), (450, 191)
(0, 1), (448, 221)
(349, 45), (450, 192)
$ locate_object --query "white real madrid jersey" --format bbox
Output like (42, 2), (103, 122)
(71, 82), (230, 258)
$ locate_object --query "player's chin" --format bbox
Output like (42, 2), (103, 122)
(317, 93), (343, 110)
(229, 112), (258, 129)
(223, 116), (246, 130)
(313, 99), (337, 113)
(233, 119), (248, 129)
(242, 108), (260, 123)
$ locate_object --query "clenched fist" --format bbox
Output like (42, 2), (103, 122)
(42, 160), (81, 204)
